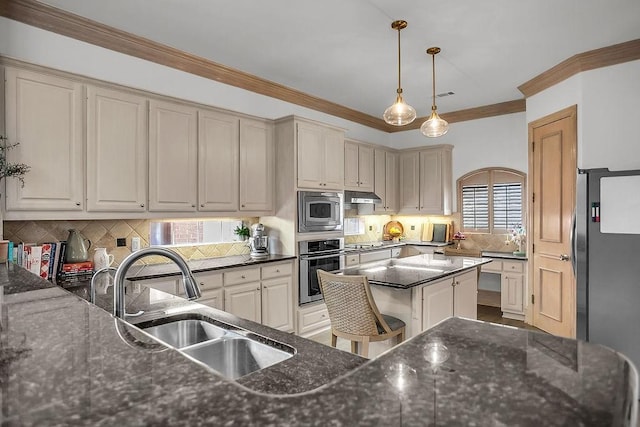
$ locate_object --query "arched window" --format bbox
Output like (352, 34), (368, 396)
(457, 168), (526, 234)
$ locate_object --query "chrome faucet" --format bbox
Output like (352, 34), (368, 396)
(113, 247), (201, 319)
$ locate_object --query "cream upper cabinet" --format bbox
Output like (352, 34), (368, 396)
(374, 149), (398, 213)
(86, 86), (147, 212)
(297, 121), (344, 190)
(239, 118), (274, 212)
(198, 109), (239, 212)
(149, 100), (198, 212)
(344, 140), (374, 191)
(4, 67), (84, 211)
(399, 145), (453, 215)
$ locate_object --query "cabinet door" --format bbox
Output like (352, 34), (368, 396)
(344, 141), (360, 189)
(385, 151), (399, 212)
(421, 278), (454, 331)
(86, 86), (147, 212)
(374, 149), (387, 212)
(149, 100), (198, 211)
(357, 144), (374, 192)
(224, 282), (261, 323)
(453, 270), (478, 320)
(198, 110), (239, 211)
(322, 127), (345, 190)
(5, 67), (84, 211)
(501, 274), (524, 314)
(199, 288), (224, 311)
(419, 150), (443, 213)
(261, 276), (294, 331)
(239, 119), (273, 212)
(399, 152), (420, 212)
(297, 122), (325, 189)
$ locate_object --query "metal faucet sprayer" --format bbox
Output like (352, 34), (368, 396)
(113, 247), (201, 319)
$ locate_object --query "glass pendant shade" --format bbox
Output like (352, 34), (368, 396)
(422, 47), (448, 138)
(421, 108), (449, 137)
(384, 92), (417, 126)
(383, 20), (416, 126)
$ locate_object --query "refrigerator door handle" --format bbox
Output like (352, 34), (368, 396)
(570, 210), (577, 276)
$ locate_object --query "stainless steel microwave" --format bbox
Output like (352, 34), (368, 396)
(297, 191), (343, 233)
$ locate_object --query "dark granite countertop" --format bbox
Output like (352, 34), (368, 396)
(121, 253), (297, 282)
(339, 253), (492, 289)
(482, 250), (529, 261)
(1, 263), (637, 425)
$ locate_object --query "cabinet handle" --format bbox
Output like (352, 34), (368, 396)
(321, 314), (326, 318)
(140, 203), (145, 207)
(241, 204), (245, 208)
(191, 204), (196, 208)
(75, 202), (81, 206)
(200, 204), (204, 207)
(560, 254), (570, 261)
(241, 275), (246, 279)
(199, 282), (205, 287)
(276, 269), (280, 273)
(256, 287), (260, 291)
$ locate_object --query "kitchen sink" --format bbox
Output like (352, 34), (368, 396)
(142, 319), (227, 348)
(137, 315), (294, 380)
(182, 335), (293, 380)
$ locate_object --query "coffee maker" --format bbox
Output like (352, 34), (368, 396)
(249, 223), (269, 259)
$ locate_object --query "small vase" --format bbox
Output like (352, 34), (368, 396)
(392, 237), (400, 243)
(513, 242), (525, 256)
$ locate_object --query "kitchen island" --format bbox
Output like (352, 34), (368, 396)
(0, 263), (637, 426)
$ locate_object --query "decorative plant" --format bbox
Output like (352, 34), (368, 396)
(0, 136), (30, 187)
(233, 223), (250, 240)
(506, 224), (526, 252)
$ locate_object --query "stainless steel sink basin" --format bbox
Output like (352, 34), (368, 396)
(182, 336), (293, 380)
(142, 319), (227, 348)
(137, 315), (294, 380)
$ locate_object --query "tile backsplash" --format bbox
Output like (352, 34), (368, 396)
(3, 218), (258, 266)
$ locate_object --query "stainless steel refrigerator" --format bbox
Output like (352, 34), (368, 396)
(575, 167), (640, 371)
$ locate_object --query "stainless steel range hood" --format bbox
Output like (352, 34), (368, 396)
(344, 191), (382, 204)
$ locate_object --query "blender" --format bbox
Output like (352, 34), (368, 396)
(249, 223), (269, 259)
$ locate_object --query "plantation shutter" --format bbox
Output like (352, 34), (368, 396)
(462, 184), (489, 231)
(493, 182), (522, 231)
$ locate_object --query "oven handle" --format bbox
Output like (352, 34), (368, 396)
(300, 253), (344, 261)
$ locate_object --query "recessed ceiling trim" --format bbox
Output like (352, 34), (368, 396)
(518, 38), (640, 98)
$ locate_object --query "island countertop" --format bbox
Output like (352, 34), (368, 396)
(338, 253), (492, 289)
(1, 264), (637, 426)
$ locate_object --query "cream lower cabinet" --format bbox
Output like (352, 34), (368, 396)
(4, 67), (84, 212)
(225, 282), (262, 323)
(482, 259), (526, 320)
(417, 269), (478, 332)
(261, 262), (294, 331)
(86, 86), (147, 212)
(297, 303), (331, 338)
(194, 271), (224, 310)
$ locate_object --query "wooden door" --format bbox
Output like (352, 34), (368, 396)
(86, 86), (147, 212)
(239, 118), (273, 212)
(5, 67), (84, 211)
(529, 106), (577, 337)
(198, 109), (239, 212)
(148, 100), (198, 211)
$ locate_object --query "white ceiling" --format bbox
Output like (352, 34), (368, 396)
(40, 0), (640, 120)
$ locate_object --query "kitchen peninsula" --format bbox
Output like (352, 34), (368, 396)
(0, 264), (637, 425)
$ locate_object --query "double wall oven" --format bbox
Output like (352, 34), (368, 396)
(298, 238), (344, 305)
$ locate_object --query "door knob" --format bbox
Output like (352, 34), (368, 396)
(560, 254), (570, 261)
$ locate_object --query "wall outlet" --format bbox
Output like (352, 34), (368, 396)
(411, 225), (415, 230)
(116, 238), (126, 247)
(131, 236), (141, 252)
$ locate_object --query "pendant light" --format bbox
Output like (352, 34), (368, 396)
(421, 47), (449, 137)
(383, 20), (416, 126)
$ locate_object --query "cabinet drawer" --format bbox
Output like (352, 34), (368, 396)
(359, 249), (391, 264)
(224, 267), (260, 286)
(194, 271), (223, 290)
(503, 261), (524, 273)
(482, 260), (502, 272)
(298, 305), (331, 335)
(345, 254), (360, 267)
(261, 262), (293, 280)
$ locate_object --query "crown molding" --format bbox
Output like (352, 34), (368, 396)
(3, 1), (638, 133)
(518, 39), (640, 98)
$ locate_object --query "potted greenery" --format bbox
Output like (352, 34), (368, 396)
(233, 223), (250, 241)
(0, 136), (30, 188)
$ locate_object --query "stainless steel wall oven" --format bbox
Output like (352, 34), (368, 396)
(298, 238), (344, 305)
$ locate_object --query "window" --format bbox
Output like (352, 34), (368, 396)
(457, 168), (525, 234)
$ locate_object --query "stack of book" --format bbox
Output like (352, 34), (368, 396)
(8, 241), (95, 284)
